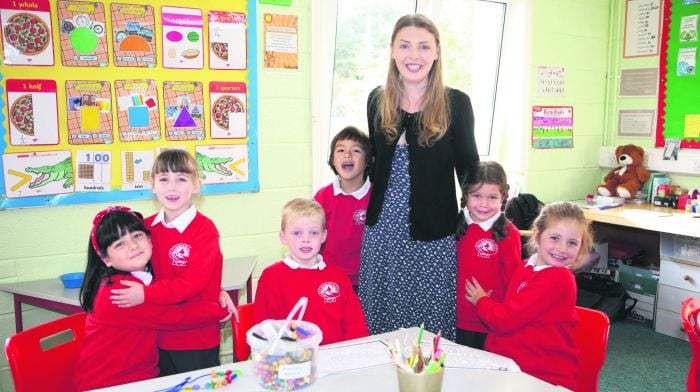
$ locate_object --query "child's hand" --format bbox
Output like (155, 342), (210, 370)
(465, 277), (490, 305)
(110, 281), (145, 308)
(218, 290), (239, 323)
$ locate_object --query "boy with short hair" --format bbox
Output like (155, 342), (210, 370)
(253, 198), (369, 345)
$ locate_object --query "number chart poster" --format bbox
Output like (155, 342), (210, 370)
(0, 0), (258, 209)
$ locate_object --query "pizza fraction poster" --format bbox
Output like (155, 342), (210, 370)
(0, 0), (258, 208)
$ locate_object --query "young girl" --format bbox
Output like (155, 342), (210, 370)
(74, 207), (227, 391)
(455, 161), (522, 349)
(465, 201), (592, 390)
(109, 149), (230, 375)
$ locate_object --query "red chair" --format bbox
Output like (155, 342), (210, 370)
(681, 297), (700, 392)
(232, 303), (255, 362)
(5, 312), (87, 392)
(574, 306), (610, 392)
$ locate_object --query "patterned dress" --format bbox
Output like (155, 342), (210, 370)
(359, 143), (458, 341)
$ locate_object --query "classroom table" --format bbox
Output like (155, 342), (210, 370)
(91, 327), (569, 391)
(0, 256), (257, 332)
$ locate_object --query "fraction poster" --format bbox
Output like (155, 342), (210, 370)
(75, 150), (112, 192)
(114, 79), (161, 141)
(162, 6), (203, 69)
(110, 3), (156, 67)
(65, 80), (113, 144)
(57, 1), (109, 67)
(163, 81), (205, 141)
(0, 0), (54, 65)
(120, 150), (154, 190)
(209, 81), (247, 139)
(195, 144), (249, 184)
(5, 79), (59, 146)
(2, 150), (74, 198)
(208, 10), (247, 70)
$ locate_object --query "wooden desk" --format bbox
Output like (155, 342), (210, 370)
(0, 256), (257, 332)
(581, 203), (700, 236)
(91, 328), (568, 391)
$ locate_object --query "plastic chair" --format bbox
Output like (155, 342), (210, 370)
(232, 303), (255, 362)
(681, 297), (700, 392)
(574, 306), (610, 392)
(5, 312), (87, 392)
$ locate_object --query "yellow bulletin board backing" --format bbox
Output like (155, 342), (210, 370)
(0, 0), (258, 208)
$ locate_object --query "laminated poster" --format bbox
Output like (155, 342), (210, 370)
(110, 3), (156, 67)
(208, 10), (247, 70)
(65, 80), (113, 144)
(677, 47), (697, 76)
(2, 150), (74, 198)
(114, 79), (161, 141)
(680, 14), (698, 42)
(195, 144), (249, 184)
(209, 81), (247, 139)
(161, 6), (203, 69)
(75, 150), (112, 192)
(163, 81), (205, 141)
(263, 13), (297, 69)
(120, 150), (154, 191)
(0, 0), (54, 65)
(5, 79), (59, 146)
(532, 106), (574, 149)
(57, 1), (109, 67)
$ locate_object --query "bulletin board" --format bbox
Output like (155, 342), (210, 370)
(656, 0), (700, 148)
(0, 0), (258, 209)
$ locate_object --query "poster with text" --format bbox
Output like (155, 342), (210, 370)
(110, 3), (156, 67)
(2, 150), (74, 198)
(114, 79), (161, 141)
(263, 13), (297, 69)
(120, 149), (153, 191)
(0, 0), (54, 65)
(163, 81), (205, 141)
(208, 10), (247, 70)
(209, 81), (247, 139)
(532, 106), (574, 149)
(57, 1), (109, 67)
(161, 6), (203, 69)
(75, 149), (111, 192)
(5, 79), (59, 146)
(65, 80), (113, 144)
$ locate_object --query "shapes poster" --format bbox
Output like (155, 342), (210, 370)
(161, 6), (203, 69)
(208, 10), (247, 70)
(5, 79), (59, 146)
(75, 149), (111, 192)
(2, 150), (74, 198)
(110, 3), (156, 67)
(0, 0), (54, 65)
(163, 81), (205, 141)
(196, 144), (249, 184)
(114, 79), (161, 141)
(209, 81), (247, 139)
(66, 80), (113, 144)
(57, 1), (109, 67)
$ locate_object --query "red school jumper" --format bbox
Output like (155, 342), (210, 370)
(254, 257), (369, 345)
(476, 256), (580, 390)
(314, 177), (371, 285)
(144, 208), (223, 351)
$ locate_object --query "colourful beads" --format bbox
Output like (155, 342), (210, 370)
(252, 348), (317, 390)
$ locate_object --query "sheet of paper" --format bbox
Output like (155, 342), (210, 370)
(438, 343), (520, 372)
(317, 340), (392, 376)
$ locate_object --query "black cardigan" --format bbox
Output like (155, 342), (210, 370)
(365, 86), (480, 241)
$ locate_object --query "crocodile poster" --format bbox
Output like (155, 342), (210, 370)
(195, 144), (248, 184)
(2, 151), (74, 198)
(5, 79), (59, 146)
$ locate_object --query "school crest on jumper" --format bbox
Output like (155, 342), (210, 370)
(317, 282), (340, 303)
(475, 238), (498, 258)
(353, 209), (367, 225)
(168, 243), (191, 267)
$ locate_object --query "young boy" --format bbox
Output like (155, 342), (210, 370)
(313, 126), (371, 288)
(254, 198), (369, 345)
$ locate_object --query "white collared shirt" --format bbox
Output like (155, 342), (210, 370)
(150, 204), (197, 233)
(526, 254), (552, 271)
(332, 176), (371, 200)
(282, 254), (327, 270)
(131, 270), (153, 286)
(463, 209), (502, 231)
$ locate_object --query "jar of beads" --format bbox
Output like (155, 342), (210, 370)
(247, 297), (323, 391)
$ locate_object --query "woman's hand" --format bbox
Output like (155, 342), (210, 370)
(465, 277), (490, 305)
(218, 290), (239, 323)
(110, 281), (145, 308)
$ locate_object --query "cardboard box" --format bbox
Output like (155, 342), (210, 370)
(619, 264), (659, 296)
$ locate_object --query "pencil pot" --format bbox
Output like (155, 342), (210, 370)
(247, 297), (323, 391)
(396, 365), (444, 392)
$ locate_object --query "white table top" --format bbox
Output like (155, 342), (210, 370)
(91, 327), (569, 392)
(0, 256), (257, 306)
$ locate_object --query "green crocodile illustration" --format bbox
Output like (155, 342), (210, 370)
(26, 157), (74, 189)
(196, 152), (233, 180)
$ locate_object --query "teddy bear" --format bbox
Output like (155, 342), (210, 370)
(597, 144), (650, 199)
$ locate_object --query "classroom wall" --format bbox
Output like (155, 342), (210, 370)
(0, 1), (312, 390)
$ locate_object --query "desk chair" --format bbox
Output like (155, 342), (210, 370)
(574, 306), (610, 392)
(681, 297), (700, 392)
(232, 303), (255, 362)
(5, 312), (87, 392)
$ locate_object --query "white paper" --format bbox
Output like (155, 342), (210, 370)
(317, 340), (393, 376)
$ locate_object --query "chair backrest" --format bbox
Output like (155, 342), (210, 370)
(681, 297), (700, 392)
(574, 306), (610, 392)
(232, 303), (255, 362)
(5, 312), (87, 392)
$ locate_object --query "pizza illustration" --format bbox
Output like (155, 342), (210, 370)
(10, 94), (34, 136)
(3, 13), (50, 55)
(211, 42), (228, 61)
(212, 95), (244, 130)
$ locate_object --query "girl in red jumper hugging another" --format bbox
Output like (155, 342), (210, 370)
(465, 201), (592, 390)
(109, 149), (234, 375)
(254, 198), (369, 344)
(455, 161), (522, 350)
(314, 126), (372, 290)
(74, 207), (227, 391)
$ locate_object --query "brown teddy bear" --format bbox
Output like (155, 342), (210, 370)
(597, 144), (650, 199)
